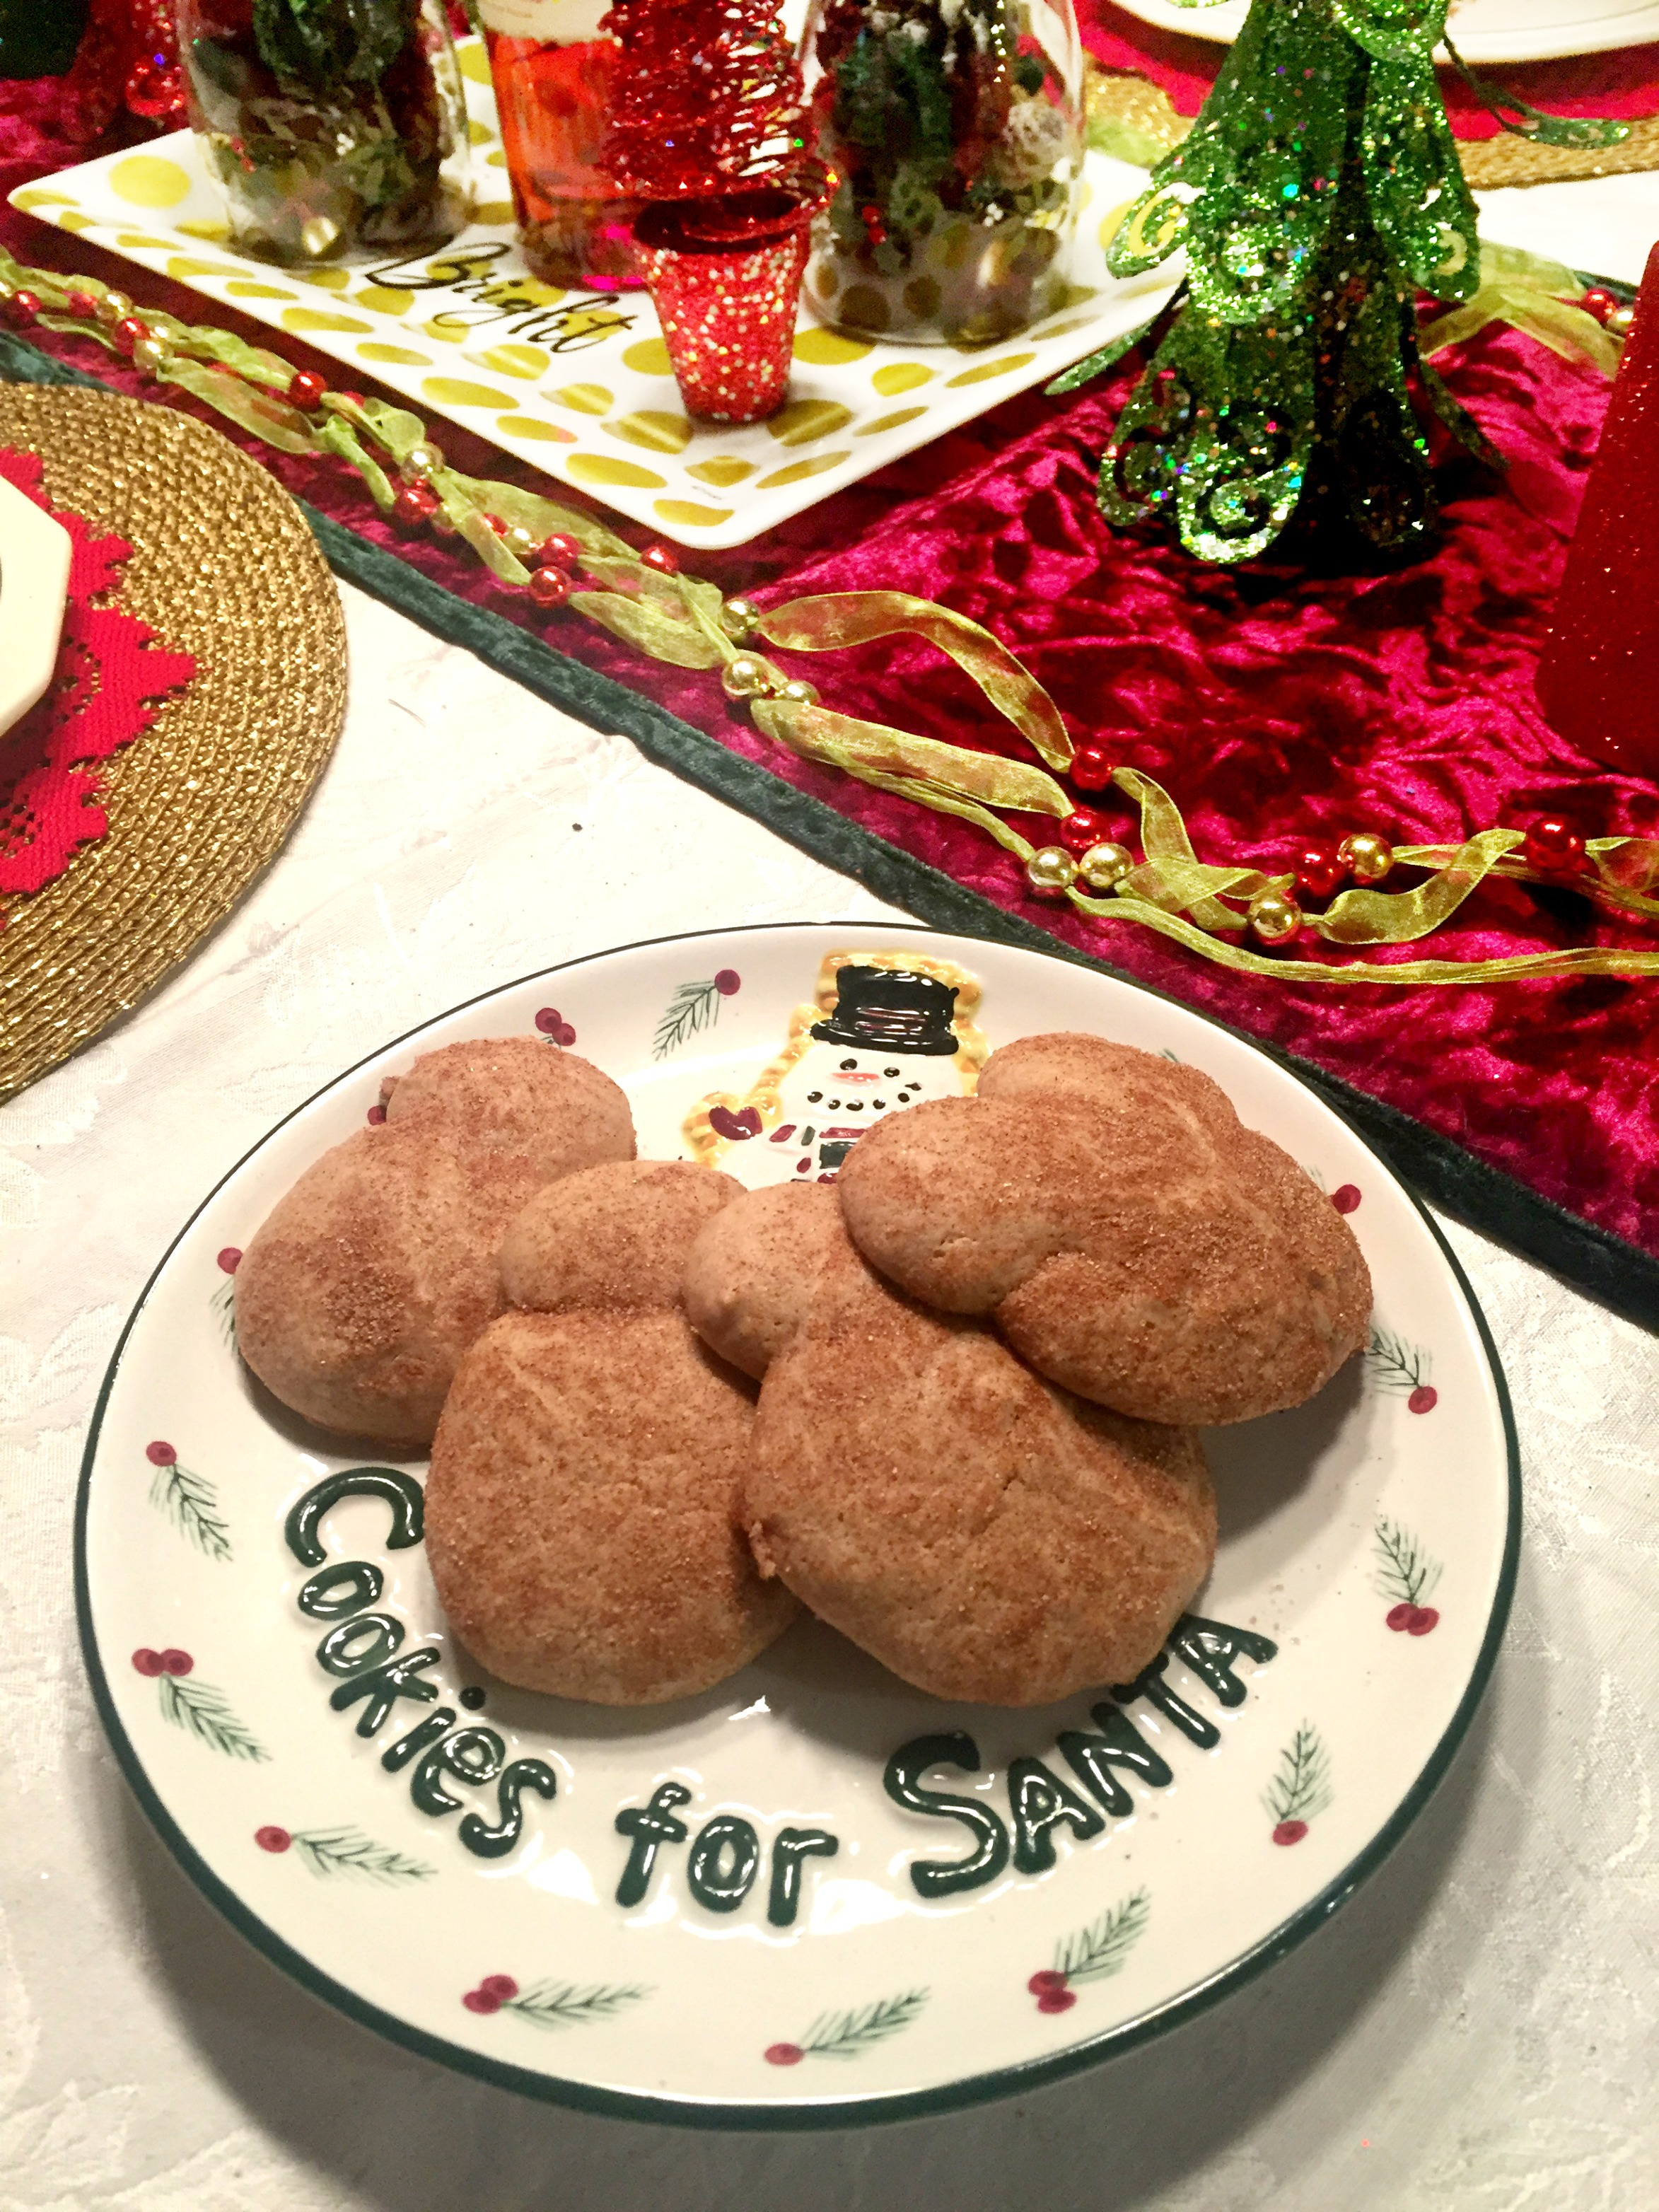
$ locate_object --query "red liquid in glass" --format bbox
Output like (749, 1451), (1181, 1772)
(486, 31), (641, 291)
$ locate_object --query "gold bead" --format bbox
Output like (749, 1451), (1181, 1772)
(430, 507), (458, 537)
(503, 523), (538, 560)
(1337, 831), (1393, 885)
(1248, 890), (1303, 944)
(1077, 840), (1134, 892)
(96, 289), (132, 325)
(776, 678), (819, 707)
(132, 336), (170, 375)
(1025, 846), (1078, 898)
(721, 595), (762, 642)
(1607, 303), (1635, 339)
(720, 653), (779, 701)
(404, 442), (443, 479)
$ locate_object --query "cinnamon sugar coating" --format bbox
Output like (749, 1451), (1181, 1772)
(837, 1031), (1370, 1426)
(235, 1039), (635, 1447)
(424, 1160), (796, 1703)
(683, 1185), (1215, 1705)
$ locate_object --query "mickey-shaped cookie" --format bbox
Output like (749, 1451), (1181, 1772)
(683, 1183), (1215, 1706)
(837, 1032), (1370, 1426)
(235, 1037), (634, 1448)
(424, 1161), (799, 1704)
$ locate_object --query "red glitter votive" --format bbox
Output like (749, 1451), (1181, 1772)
(631, 177), (827, 426)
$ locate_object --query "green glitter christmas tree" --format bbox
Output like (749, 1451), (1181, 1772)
(1061, 0), (1623, 564)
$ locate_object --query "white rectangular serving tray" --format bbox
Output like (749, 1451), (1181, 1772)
(10, 37), (1173, 549)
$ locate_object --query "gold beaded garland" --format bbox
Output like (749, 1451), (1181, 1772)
(1077, 840), (1134, 891)
(720, 653), (779, 701)
(1338, 831), (1393, 884)
(95, 290), (132, 326)
(1025, 846), (1078, 897)
(503, 523), (538, 561)
(776, 678), (820, 706)
(132, 336), (170, 375)
(404, 442), (443, 479)
(1247, 889), (1303, 943)
(1607, 304), (1636, 339)
(721, 595), (761, 642)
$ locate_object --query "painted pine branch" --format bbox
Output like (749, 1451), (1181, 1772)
(1053, 1888), (1152, 1986)
(653, 979), (722, 1060)
(503, 1979), (650, 2030)
(798, 1989), (930, 2059)
(149, 1458), (233, 1563)
(291, 1827), (436, 1884)
(158, 1675), (268, 1762)
(1373, 1517), (1442, 1607)
(1364, 1323), (1428, 1392)
(210, 1277), (237, 1346)
(1262, 1723), (1332, 1826)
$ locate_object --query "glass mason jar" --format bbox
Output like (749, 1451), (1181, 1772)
(177, 0), (467, 264)
(803, 0), (1084, 347)
(479, 0), (640, 291)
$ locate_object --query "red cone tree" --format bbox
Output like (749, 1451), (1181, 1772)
(602, 0), (810, 199)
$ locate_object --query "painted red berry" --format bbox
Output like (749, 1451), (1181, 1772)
(764, 2042), (804, 2066)
(1408, 1606), (1440, 1636)
(1386, 1602), (1415, 1631)
(160, 1649), (194, 1676)
(554, 1023), (576, 1048)
(1036, 1989), (1078, 2013)
(535, 532), (581, 572)
(1294, 844), (1346, 902)
(112, 315), (149, 356)
(4, 290), (42, 327)
(1523, 815), (1585, 873)
(132, 1648), (164, 1676)
(64, 289), (99, 319)
(1060, 807), (1116, 856)
(1408, 1384), (1438, 1414)
(1028, 1969), (1068, 1996)
(462, 1987), (502, 2013)
(288, 368), (327, 409)
(1580, 287), (1618, 325)
(529, 565), (571, 610)
(1272, 1819), (1309, 1846)
(714, 969), (741, 996)
(366, 1103), (386, 1125)
(1070, 743), (1114, 792)
(640, 543), (679, 574)
(146, 1441), (177, 1466)
(217, 1247), (242, 1274)
(255, 1825), (291, 1852)
(479, 1974), (518, 2001)
(1332, 1184), (1361, 1213)
(535, 1008), (562, 1035)
(392, 482), (439, 530)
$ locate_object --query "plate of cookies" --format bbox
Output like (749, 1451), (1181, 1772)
(77, 924), (1517, 2126)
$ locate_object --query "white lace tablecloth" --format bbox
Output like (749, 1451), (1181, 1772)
(8, 175), (1659, 2202)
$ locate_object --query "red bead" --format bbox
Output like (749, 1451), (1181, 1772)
(640, 543), (679, 574)
(1070, 742), (1114, 793)
(332, 390), (364, 409)
(1059, 807), (1115, 855)
(529, 565), (571, 609)
(392, 483), (439, 530)
(1523, 815), (1585, 871)
(64, 289), (98, 319)
(1293, 843), (1346, 901)
(534, 532), (581, 573)
(1581, 288), (1619, 326)
(112, 315), (149, 355)
(4, 290), (41, 327)
(482, 513), (508, 536)
(288, 368), (327, 409)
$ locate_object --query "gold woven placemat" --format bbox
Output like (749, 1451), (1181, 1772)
(1086, 62), (1659, 188)
(0, 384), (347, 1100)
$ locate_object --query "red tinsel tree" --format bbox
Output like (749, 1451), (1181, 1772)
(602, 0), (810, 199)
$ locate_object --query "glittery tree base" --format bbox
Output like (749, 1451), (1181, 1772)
(632, 191), (815, 426)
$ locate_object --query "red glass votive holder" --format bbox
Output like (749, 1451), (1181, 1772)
(631, 179), (826, 426)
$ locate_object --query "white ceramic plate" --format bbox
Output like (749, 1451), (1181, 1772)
(1105, 0), (1659, 62)
(10, 40), (1171, 552)
(77, 924), (1517, 2128)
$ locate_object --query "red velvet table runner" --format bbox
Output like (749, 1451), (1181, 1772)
(5, 124), (1657, 1309)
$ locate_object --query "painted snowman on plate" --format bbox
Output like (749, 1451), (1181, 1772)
(686, 950), (988, 1188)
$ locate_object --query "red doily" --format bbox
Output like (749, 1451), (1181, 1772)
(0, 448), (196, 904)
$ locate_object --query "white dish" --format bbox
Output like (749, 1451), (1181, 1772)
(77, 923), (1517, 2126)
(1104, 0), (1659, 65)
(0, 470), (71, 745)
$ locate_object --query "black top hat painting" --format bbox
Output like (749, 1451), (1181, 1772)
(810, 966), (960, 1057)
